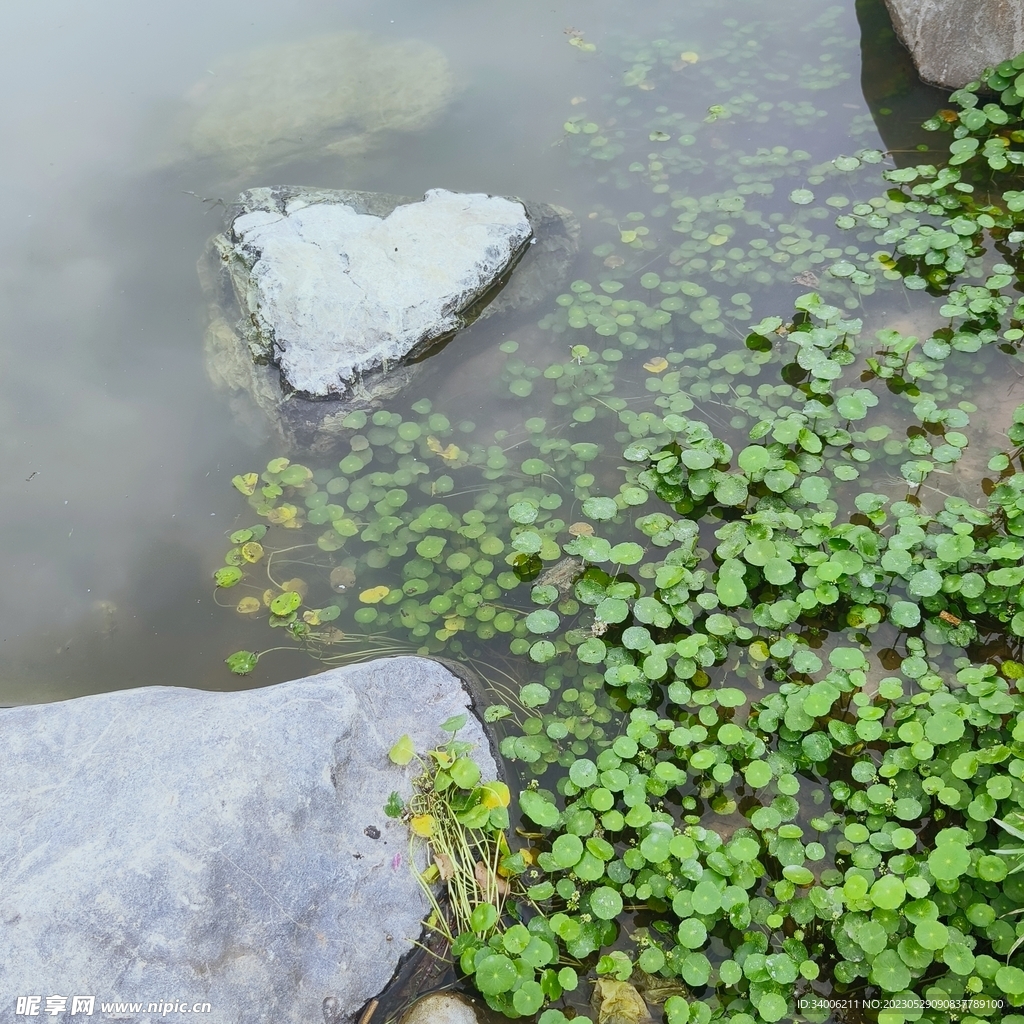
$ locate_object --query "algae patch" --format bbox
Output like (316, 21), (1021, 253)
(165, 31), (455, 174)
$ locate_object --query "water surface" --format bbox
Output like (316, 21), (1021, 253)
(0, 0), (948, 704)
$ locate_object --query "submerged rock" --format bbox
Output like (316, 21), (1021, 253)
(201, 186), (578, 449)
(0, 657), (495, 1024)
(398, 992), (481, 1024)
(160, 32), (454, 176)
(883, 0), (1024, 88)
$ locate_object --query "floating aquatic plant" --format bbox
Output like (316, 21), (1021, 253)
(218, 20), (1024, 1024)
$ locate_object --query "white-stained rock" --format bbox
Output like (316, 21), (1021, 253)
(0, 657), (495, 1024)
(232, 189), (532, 397)
(200, 187), (579, 449)
(884, 0), (1024, 88)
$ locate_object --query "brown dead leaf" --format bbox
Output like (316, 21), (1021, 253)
(434, 853), (454, 881)
(330, 565), (356, 591)
(568, 521), (595, 537)
(474, 860), (510, 899)
(939, 610), (962, 626)
(792, 270), (819, 288)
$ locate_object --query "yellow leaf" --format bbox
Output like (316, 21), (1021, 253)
(426, 436), (461, 462)
(410, 814), (435, 837)
(389, 734), (416, 765)
(420, 863), (440, 884)
(619, 229), (637, 243)
(262, 588), (276, 607)
(444, 615), (466, 633)
(302, 609), (322, 626)
(643, 356), (669, 373)
(680, 51), (699, 63)
(481, 780), (511, 809)
(359, 585), (390, 604)
(236, 597), (261, 614)
(266, 503), (297, 524)
(241, 542), (264, 563)
(231, 473), (258, 496)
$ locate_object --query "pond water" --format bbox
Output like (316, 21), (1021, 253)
(8, 0), (1024, 1022)
(0, 0), (942, 706)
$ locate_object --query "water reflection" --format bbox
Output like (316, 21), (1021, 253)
(0, 0), (882, 704)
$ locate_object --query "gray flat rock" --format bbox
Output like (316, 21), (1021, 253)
(233, 188), (532, 397)
(0, 657), (495, 1024)
(884, 0), (1024, 88)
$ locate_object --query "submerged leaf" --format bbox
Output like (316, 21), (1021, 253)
(426, 435), (463, 463)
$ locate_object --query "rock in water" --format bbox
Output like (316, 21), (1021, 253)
(399, 992), (481, 1024)
(883, 0), (1024, 88)
(201, 186), (579, 448)
(160, 32), (455, 175)
(233, 188), (532, 397)
(0, 658), (496, 1024)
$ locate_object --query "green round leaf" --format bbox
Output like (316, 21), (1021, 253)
(525, 609), (560, 634)
(551, 833), (584, 868)
(270, 590), (302, 615)
(214, 566), (244, 588)
(475, 953), (517, 994)
(928, 842), (971, 879)
(870, 875), (906, 910)
(757, 993), (789, 1022)
(590, 886), (623, 920)
(582, 497), (618, 521)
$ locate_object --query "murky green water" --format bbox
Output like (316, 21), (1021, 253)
(0, 0), (949, 706)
